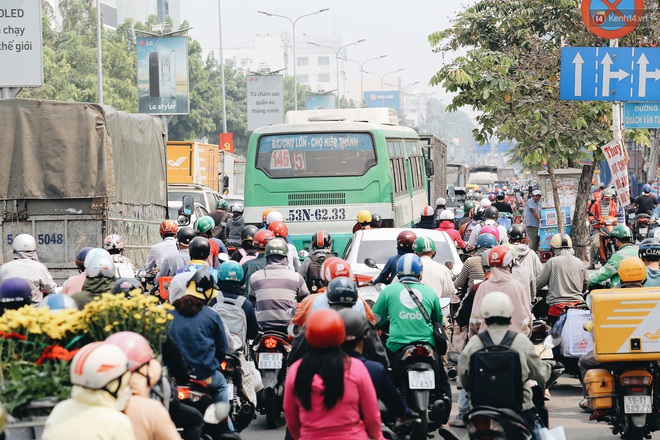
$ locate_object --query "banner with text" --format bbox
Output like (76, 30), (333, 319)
(247, 75), (284, 131)
(601, 139), (631, 207)
(0, 0), (43, 87)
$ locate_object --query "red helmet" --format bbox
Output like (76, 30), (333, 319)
(397, 230), (417, 250)
(253, 230), (275, 249)
(159, 219), (179, 236)
(480, 225), (500, 242)
(311, 230), (332, 250)
(320, 256), (341, 281)
(305, 309), (346, 349)
(267, 220), (289, 238)
(323, 258), (353, 281)
(488, 245), (515, 268)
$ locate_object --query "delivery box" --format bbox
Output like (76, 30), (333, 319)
(591, 287), (660, 362)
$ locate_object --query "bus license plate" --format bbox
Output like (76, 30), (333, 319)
(227, 383), (234, 401)
(624, 395), (652, 413)
(408, 370), (435, 389)
(640, 227), (648, 235)
(258, 353), (283, 369)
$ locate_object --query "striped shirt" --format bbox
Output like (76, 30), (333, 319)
(454, 249), (487, 292)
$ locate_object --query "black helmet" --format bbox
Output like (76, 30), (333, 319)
(370, 213), (382, 228)
(484, 206), (499, 220)
(186, 269), (218, 301)
(176, 227), (196, 246)
(75, 247), (93, 271)
(241, 225), (260, 243)
(639, 238), (660, 259)
(339, 308), (370, 341)
(507, 224), (526, 241)
(326, 277), (358, 308)
(111, 278), (144, 298)
(310, 230), (332, 250)
(188, 237), (211, 260)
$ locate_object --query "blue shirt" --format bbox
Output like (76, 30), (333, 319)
(645, 267), (660, 287)
(525, 197), (541, 228)
(374, 250), (409, 285)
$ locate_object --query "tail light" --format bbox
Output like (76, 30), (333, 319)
(263, 337), (279, 349)
(178, 387), (190, 400)
(621, 376), (652, 386)
(467, 415), (503, 438)
(403, 345), (434, 359)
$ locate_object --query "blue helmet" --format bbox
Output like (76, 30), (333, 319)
(218, 261), (243, 282)
(396, 254), (423, 279)
(0, 278), (31, 311)
(327, 277), (359, 307)
(38, 293), (78, 311)
(643, 183), (652, 194)
(476, 233), (498, 250)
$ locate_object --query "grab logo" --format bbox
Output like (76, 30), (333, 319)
(399, 287), (423, 309)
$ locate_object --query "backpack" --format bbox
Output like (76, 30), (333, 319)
(306, 251), (337, 292)
(212, 294), (247, 351)
(468, 330), (523, 411)
(463, 220), (483, 242)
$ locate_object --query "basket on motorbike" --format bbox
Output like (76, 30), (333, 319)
(158, 276), (173, 300)
(584, 368), (615, 409)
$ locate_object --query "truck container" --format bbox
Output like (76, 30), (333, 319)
(218, 150), (245, 196)
(420, 134), (448, 206)
(166, 141), (219, 192)
(0, 99), (168, 285)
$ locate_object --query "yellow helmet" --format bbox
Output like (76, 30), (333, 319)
(357, 210), (372, 224)
(618, 257), (647, 284)
(550, 233), (572, 249)
(262, 208), (274, 223)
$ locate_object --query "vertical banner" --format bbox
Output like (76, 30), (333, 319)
(601, 139), (631, 207)
(0, 0), (43, 87)
(137, 36), (189, 115)
(219, 132), (234, 154)
(247, 75), (284, 131)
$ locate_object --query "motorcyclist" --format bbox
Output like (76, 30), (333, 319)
(433, 197), (447, 227)
(241, 229), (275, 297)
(353, 209), (373, 233)
(230, 225), (259, 263)
(588, 181), (606, 211)
(458, 291), (552, 439)
(633, 183), (658, 215)
(267, 220), (300, 272)
(194, 216), (228, 268)
(311, 276), (371, 318)
(248, 237), (309, 333)
(435, 209), (467, 249)
(103, 234), (135, 278)
(505, 244), (536, 303)
(61, 247), (93, 295)
(639, 238), (660, 287)
(467, 206), (509, 249)
(373, 230), (417, 285)
(226, 203), (245, 245)
(209, 198), (231, 241)
(42, 342), (136, 440)
(110, 278), (144, 299)
(158, 226), (196, 281)
(174, 237), (218, 281)
(414, 206), (436, 229)
(413, 236), (455, 298)
(72, 251), (116, 309)
(454, 233), (498, 294)
(0, 233), (57, 305)
(297, 230), (337, 292)
(0, 277), (32, 316)
(491, 190), (514, 215)
(589, 224), (637, 288)
(588, 188), (618, 269)
(508, 224), (542, 279)
(536, 233), (589, 326)
(145, 220), (179, 273)
(106, 332), (180, 440)
(469, 245), (532, 338)
(460, 199), (490, 243)
(457, 200), (476, 232)
(370, 213), (383, 228)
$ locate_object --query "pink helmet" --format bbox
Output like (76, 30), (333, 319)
(106, 331), (154, 372)
(488, 194), (496, 203)
(480, 225), (500, 242)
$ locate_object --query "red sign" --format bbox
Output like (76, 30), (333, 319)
(219, 132), (234, 154)
(581, 0), (644, 39)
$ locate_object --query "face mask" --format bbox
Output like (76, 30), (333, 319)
(115, 384), (132, 411)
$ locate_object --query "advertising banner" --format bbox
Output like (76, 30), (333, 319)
(363, 90), (401, 113)
(0, 0), (43, 87)
(601, 139), (631, 207)
(247, 74), (284, 131)
(306, 93), (336, 109)
(137, 37), (189, 115)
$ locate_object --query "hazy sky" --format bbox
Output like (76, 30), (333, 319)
(180, 1), (478, 104)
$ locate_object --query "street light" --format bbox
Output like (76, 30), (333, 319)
(400, 81), (420, 118)
(308, 39), (366, 108)
(258, 8), (329, 111)
(338, 55), (387, 106)
(362, 68), (405, 107)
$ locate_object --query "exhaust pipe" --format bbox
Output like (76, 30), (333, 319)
(446, 367), (458, 380)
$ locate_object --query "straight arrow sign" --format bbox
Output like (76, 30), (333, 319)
(601, 53), (630, 97)
(637, 54), (660, 98)
(573, 52), (584, 97)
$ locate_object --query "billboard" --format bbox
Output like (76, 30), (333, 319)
(247, 74), (284, 131)
(363, 90), (401, 113)
(137, 37), (189, 115)
(306, 93), (336, 109)
(0, 0), (43, 87)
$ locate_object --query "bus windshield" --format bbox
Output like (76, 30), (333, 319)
(256, 132), (376, 178)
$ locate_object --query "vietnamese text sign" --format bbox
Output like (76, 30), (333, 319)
(137, 37), (189, 115)
(560, 47), (660, 101)
(601, 139), (631, 207)
(363, 90), (401, 113)
(247, 75), (284, 131)
(0, 0), (43, 87)
(623, 102), (660, 128)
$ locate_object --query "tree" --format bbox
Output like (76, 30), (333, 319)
(429, 0), (659, 260)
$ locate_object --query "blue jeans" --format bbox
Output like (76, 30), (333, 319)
(209, 370), (234, 432)
(520, 408), (541, 440)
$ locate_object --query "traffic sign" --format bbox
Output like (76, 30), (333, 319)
(581, 0), (644, 39)
(560, 47), (660, 101)
(623, 102), (660, 128)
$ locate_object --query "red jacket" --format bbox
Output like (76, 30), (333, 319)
(589, 198), (617, 221)
(436, 220), (467, 248)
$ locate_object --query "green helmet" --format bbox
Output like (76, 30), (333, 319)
(413, 236), (436, 253)
(463, 200), (476, 212)
(265, 237), (289, 257)
(216, 199), (228, 210)
(610, 225), (633, 240)
(194, 216), (215, 234)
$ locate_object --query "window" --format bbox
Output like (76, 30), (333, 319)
(387, 140), (408, 196)
(296, 74), (309, 83)
(318, 73), (330, 83)
(297, 57), (309, 66)
(318, 56), (330, 65)
(406, 140), (425, 189)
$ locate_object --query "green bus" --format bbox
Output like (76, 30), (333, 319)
(244, 108), (430, 254)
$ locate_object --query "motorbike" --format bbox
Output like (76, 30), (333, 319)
(586, 362), (660, 440)
(648, 217), (660, 240)
(633, 213), (652, 242)
(592, 215), (617, 267)
(176, 378), (233, 439)
(252, 330), (291, 429)
(219, 353), (255, 432)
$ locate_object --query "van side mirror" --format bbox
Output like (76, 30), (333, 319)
(425, 159), (434, 177)
(182, 195), (194, 216)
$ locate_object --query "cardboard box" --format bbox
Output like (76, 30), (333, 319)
(591, 288), (660, 362)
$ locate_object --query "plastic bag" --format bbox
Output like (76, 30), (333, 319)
(539, 426), (566, 440)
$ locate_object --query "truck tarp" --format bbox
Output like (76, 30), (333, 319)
(0, 99), (167, 206)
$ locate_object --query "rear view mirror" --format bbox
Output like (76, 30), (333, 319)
(425, 159), (434, 177)
(364, 258), (378, 268)
(182, 195), (194, 216)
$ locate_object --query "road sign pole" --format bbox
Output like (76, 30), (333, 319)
(610, 39), (624, 156)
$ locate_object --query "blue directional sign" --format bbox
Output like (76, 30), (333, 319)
(560, 47), (660, 101)
(623, 102), (660, 128)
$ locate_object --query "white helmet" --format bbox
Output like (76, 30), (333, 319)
(70, 342), (129, 389)
(439, 209), (455, 220)
(86, 254), (116, 278)
(480, 291), (514, 319)
(231, 203), (244, 214)
(435, 197), (446, 206)
(265, 211), (284, 225)
(12, 234), (37, 252)
(84, 248), (111, 268)
(421, 206), (434, 216)
(103, 234), (124, 251)
(479, 198), (492, 208)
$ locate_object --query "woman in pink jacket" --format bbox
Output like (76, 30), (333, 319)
(283, 309), (384, 440)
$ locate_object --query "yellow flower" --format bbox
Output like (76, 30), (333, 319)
(104, 325), (113, 332)
(133, 313), (142, 320)
(155, 317), (166, 325)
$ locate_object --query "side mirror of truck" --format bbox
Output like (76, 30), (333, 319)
(182, 195), (194, 216)
(425, 159), (434, 177)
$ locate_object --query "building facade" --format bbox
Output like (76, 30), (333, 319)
(46, 0), (180, 29)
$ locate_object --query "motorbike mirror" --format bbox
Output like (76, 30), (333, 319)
(445, 261), (454, 271)
(364, 258), (378, 268)
(446, 351), (460, 365)
(585, 293), (592, 310)
(286, 307), (296, 318)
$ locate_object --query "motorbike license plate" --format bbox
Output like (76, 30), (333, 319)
(640, 227), (648, 235)
(408, 370), (435, 390)
(227, 383), (234, 401)
(624, 395), (652, 414)
(258, 352), (283, 369)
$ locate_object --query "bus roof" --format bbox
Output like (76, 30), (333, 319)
(252, 120), (418, 137)
(284, 108), (399, 126)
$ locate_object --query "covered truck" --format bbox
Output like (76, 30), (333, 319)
(0, 99), (168, 285)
